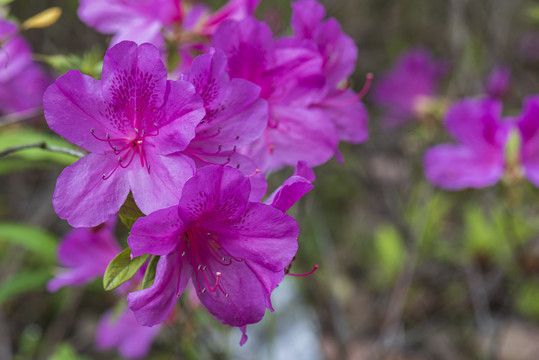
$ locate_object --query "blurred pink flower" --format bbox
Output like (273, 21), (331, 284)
(372, 48), (447, 128)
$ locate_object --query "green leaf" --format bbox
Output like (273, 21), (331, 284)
(373, 224), (405, 288)
(49, 342), (91, 360)
(0, 270), (51, 305)
(141, 255), (159, 290)
(119, 193), (145, 230)
(0, 223), (57, 262)
(103, 248), (150, 291)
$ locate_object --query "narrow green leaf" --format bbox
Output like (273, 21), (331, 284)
(118, 193), (145, 230)
(0, 270), (51, 305)
(103, 248), (149, 291)
(0, 223), (57, 262)
(141, 255), (159, 290)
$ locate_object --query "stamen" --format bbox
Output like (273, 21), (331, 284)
(286, 264), (319, 277)
(247, 169), (261, 177)
(324, 73), (374, 107)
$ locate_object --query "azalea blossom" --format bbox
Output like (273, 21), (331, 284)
(78, 0), (259, 71)
(0, 18), (49, 114)
(290, 0), (369, 148)
(182, 47), (268, 200)
(485, 66), (511, 99)
(423, 98), (510, 190)
(372, 48), (446, 127)
(212, 17), (338, 172)
(47, 220), (120, 292)
(126, 165), (312, 343)
(44, 41), (205, 227)
(96, 307), (161, 359)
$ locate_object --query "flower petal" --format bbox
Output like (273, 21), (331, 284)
(445, 97), (506, 151)
(43, 70), (112, 153)
(128, 251), (190, 326)
(129, 206), (183, 257)
(101, 42), (167, 136)
(423, 144), (504, 190)
(518, 96), (539, 186)
(53, 153), (130, 227)
(179, 166), (250, 222)
(317, 89), (369, 143)
(128, 149), (195, 215)
(209, 203), (299, 271)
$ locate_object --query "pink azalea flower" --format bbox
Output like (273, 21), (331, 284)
(290, 0), (369, 146)
(423, 98), (511, 190)
(0, 18), (49, 114)
(372, 48), (446, 127)
(78, 0), (258, 70)
(485, 66), (511, 99)
(212, 17), (338, 172)
(96, 307), (161, 359)
(44, 41), (205, 227)
(182, 47), (268, 200)
(47, 221), (120, 292)
(126, 165), (311, 342)
(516, 96), (539, 186)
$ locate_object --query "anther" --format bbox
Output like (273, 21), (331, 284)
(201, 288), (206, 293)
(203, 266), (207, 270)
(181, 251), (186, 257)
(198, 265), (202, 270)
(225, 293), (230, 298)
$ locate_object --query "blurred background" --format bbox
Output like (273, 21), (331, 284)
(3, 0), (539, 359)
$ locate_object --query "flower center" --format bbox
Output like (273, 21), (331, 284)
(90, 123), (159, 180)
(184, 225), (243, 297)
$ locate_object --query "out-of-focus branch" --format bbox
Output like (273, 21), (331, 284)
(0, 109), (42, 128)
(0, 142), (84, 158)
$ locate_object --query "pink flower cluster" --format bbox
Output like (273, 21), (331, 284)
(0, 18), (49, 115)
(45, 0), (368, 356)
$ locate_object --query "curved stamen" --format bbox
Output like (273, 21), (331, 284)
(286, 264), (319, 277)
(323, 73), (374, 107)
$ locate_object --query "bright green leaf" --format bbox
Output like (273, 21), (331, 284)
(142, 255), (159, 290)
(118, 193), (145, 230)
(103, 248), (150, 291)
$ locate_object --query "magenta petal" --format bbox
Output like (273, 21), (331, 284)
(248, 105), (338, 172)
(203, 0), (260, 34)
(179, 166), (250, 222)
(423, 145), (505, 190)
(128, 252), (189, 326)
(294, 161), (315, 181)
(101, 42), (167, 135)
(43, 70), (111, 153)
(318, 89), (369, 143)
(53, 153), (130, 227)
(212, 18), (274, 84)
(239, 325), (248, 346)
(195, 259), (268, 327)
(96, 307), (161, 359)
(445, 98), (506, 151)
(212, 203), (299, 271)
(518, 96), (539, 186)
(291, 0), (326, 39)
(154, 80), (205, 155)
(314, 18), (358, 88)
(265, 176), (313, 213)
(129, 206), (183, 257)
(128, 150), (195, 215)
